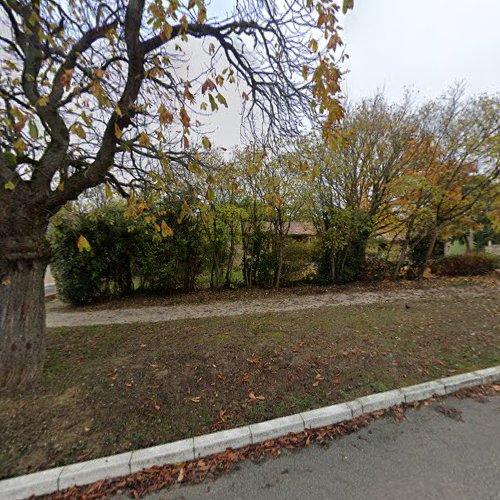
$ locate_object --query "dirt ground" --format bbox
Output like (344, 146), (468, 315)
(1, 281), (499, 479)
(46, 276), (499, 327)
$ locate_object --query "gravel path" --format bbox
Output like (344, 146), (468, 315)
(46, 285), (499, 328)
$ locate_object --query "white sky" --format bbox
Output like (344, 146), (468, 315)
(341, 0), (500, 102)
(202, 0), (500, 148)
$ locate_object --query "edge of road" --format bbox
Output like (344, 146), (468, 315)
(1, 366), (499, 500)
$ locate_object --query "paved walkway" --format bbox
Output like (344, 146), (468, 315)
(46, 285), (497, 328)
(145, 394), (500, 500)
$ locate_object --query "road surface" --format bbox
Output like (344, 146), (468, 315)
(143, 395), (500, 500)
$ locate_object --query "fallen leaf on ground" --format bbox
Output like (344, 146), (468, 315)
(190, 396), (201, 403)
(248, 391), (265, 401)
(177, 467), (185, 482)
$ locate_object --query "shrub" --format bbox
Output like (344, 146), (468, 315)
(361, 254), (393, 280)
(430, 253), (499, 276)
(281, 238), (318, 283)
(50, 202), (208, 305)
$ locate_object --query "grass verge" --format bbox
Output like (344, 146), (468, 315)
(1, 288), (499, 478)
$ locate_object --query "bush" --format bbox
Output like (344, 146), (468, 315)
(50, 202), (208, 305)
(281, 238), (318, 283)
(361, 254), (393, 280)
(430, 253), (499, 276)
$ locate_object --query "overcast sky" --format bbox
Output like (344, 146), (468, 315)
(341, 0), (500, 102)
(202, 0), (500, 148)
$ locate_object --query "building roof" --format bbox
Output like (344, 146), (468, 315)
(288, 221), (316, 236)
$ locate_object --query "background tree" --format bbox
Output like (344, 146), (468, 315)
(0, 0), (351, 390)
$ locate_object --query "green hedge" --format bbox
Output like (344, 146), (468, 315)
(50, 203), (207, 305)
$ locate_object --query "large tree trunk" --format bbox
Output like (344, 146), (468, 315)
(0, 242), (48, 392)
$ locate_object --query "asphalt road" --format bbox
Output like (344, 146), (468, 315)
(44, 283), (57, 297)
(144, 395), (500, 500)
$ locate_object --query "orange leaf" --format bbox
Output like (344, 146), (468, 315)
(177, 467), (185, 482)
(248, 391), (265, 401)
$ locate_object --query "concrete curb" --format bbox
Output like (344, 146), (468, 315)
(1, 366), (498, 500)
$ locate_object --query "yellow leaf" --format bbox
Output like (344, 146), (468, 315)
(202, 136), (211, 150)
(4, 181), (15, 190)
(248, 391), (265, 401)
(72, 124), (86, 139)
(343, 0), (354, 14)
(13, 138), (27, 153)
(77, 235), (91, 252)
(161, 23), (173, 40)
(161, 220), (174, 237)
(139, 132), (150, 147)
(216, 93), (228, 108)
(37, 96), (49, 107)
(114, 123), (121, 139)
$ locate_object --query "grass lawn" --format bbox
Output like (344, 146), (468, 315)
(1, 289), (499, 479)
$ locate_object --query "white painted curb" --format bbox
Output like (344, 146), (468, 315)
(1, 366), (498, 500)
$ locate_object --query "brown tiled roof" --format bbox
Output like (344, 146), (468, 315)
(288, 221), (316, 236)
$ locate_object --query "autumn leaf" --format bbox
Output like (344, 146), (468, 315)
(104, 184), (112, 198)
(4, 181), (15, 191)
(202, 136), (212, 150)
(159, 104), (174, 124)
(161, 220), (174, 237)
(77, 235), (91, 252)
(331, 377), (342, 385)
(208, 94), (218, 111)
(343, 0), (354, 14)
(180, 107), (190, 128)
(248, 390), (265, 401)
(241, 373), (250, 382)
(36, 95), (49, 107)
(312, 373), (324, 387)
(28, 120), (39, 139)
(177, 467), (185, 482)
(191, 396), (201, 403)
(161, 23), (173, 40)
(13, 137), (27, 153)
(201, 78), (216, 94)
(216, 92), (228, 107)
(139, 132), (150, 147)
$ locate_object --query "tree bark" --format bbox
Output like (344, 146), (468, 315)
(0, 249), (47, 392)
(392, 238), (409, 280)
